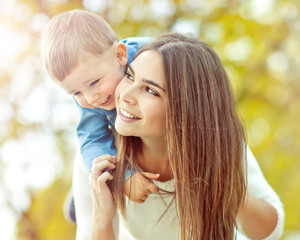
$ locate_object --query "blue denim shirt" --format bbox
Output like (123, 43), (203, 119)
(75, 37), (152, 172)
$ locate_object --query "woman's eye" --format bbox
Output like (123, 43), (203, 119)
(146, 87), (159, 96)
(73, 92), (81, 97)
(125, 72), (134, 81)
(90, 79), (99, 86)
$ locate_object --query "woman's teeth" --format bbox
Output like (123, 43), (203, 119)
(120, 108), (139, 119)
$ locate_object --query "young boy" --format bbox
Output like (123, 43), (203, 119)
(41, 9), (159, 223)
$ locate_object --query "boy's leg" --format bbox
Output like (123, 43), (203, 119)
(63, 188), (76, 224)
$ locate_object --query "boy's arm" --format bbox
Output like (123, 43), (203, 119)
(75, 100), (116, 172)
(123, 172), (159, 203)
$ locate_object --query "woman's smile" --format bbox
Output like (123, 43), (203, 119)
(119, 107), (141, 120)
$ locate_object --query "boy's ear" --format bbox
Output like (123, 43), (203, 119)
(114, 42), (128, 66)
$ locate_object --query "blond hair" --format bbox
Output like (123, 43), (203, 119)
(113, 32), (247, 240)
(41, 9), (118, 81)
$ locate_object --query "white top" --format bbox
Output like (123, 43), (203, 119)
(118, 180), (179, 240)
(73, 147), (284, 240)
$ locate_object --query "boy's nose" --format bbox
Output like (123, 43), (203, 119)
(86, 93), (100, 105)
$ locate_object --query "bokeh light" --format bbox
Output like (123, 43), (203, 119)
(0, 0), (299, 239)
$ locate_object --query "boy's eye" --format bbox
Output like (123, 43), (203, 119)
(90, 79), (99, 86)
(73, 92), (81, 97)
(146, 87), (159, 96)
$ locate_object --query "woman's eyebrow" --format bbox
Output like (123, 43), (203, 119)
(143, 79), (165, 92)
(128, 64), (165, 92)
(128, 64), (135, 75)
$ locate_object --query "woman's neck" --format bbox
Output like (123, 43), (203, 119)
(137, 137), (173, 181)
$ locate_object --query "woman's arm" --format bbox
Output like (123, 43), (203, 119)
(238, 147), (284, 240)
(73, 153), (117, 240)
(89, 155), (117, 240)
(90, 217), (115, 240)
(238, 194), (278, 239)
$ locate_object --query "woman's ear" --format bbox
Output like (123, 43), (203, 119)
(114, 42), (128, 66)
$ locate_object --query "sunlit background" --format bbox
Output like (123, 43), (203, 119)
(0, 0), (299, 239)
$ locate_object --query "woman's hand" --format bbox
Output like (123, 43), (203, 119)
(123, 172), (160, 203)
(89, 154), (117, 240)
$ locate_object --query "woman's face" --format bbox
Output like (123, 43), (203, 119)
(115, 50), (168, 139)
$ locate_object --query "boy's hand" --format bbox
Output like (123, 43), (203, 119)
(123, 172), (160, 203)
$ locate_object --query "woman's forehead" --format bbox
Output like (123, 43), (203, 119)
(131, 50), (166, 86)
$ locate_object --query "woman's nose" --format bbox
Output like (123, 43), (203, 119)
(119, 87), (137, 105)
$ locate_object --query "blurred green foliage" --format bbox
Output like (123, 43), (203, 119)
(0, 0), (299, 239)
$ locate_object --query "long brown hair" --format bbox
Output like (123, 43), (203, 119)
(113, 32), (247, 240)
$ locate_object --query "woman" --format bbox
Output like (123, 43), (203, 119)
(78, 32), (284, 240)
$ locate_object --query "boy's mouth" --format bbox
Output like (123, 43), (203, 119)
(100, 95), (112, 106)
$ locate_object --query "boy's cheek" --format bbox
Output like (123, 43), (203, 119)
(76, 98), (98, 109)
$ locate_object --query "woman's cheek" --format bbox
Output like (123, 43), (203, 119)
(114, 82), (123, 104)
(148, 106), (166, 135)
(115, 78), (127, 98)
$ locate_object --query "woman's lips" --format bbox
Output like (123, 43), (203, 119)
(118, 107), (141, 122)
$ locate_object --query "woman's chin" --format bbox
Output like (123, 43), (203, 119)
(115, 124), (132, 137)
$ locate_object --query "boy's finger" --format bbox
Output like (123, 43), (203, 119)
(136, 194), (149, 203)
(147, 182), (159, 193)
(141, 172), (160, 180)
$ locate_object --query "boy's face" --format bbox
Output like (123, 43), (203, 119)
(57, 43), (127, 110)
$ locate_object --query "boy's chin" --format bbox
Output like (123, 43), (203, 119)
(82, 103), (115, 110)
(100, 105), (115, 111)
